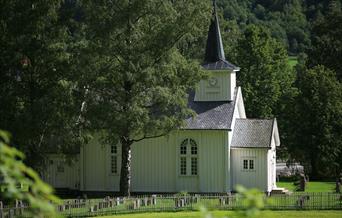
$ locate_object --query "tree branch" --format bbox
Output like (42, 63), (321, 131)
(132, 131), (171, 143)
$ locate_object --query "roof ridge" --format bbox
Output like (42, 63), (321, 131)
(236, 118), (275, 121)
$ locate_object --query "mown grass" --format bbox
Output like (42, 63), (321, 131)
(288, 56), (298, 68)
(277, 181), (336, 192)
(99, 210), (342, 218)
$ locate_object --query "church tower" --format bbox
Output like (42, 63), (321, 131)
(195, 0), (240, 102)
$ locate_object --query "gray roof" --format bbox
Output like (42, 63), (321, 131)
(202, 60), (239, 71)
(184, 91), (235, 130)
(231, 119), (275, 148)
(202, 1), (239, 71)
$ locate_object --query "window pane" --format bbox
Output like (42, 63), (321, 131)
(190, 139), (197, 155)
(249, 160), (254, 169)
(180, 139), (187, 155)
(243, 160), (248, 169)
(180, 157), (187, 175)
(191, 157), (197, 175)
(111, 155), (117, 174)
(111, 145), (117, 154)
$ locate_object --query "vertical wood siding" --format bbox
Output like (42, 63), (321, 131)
(44, 154), (79, 190)
(80, 130), (228, 193)
(195, 71), (234, 101)
(131, 130), (228, 193)
(82, 136), (120, 191)
(231, 148), (268, 191)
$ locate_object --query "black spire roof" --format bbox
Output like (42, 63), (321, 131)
(202, 0), (239, 71)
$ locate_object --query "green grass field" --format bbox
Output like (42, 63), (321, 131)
(99, 210), (342, 218)
(277, 181), (336, 192)
(288, 56), (298, 68)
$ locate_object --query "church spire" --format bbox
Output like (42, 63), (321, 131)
(204, 0), (226, 63)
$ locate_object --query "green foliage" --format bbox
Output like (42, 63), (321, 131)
(0, 130), (60, 217)
(291, 65), (342, 178)
(78, 0), (212, 195)
(234, 25), (295, 118)
(0, 0), (83, 168)
(307, 8), (342, 81)
(235, 185), (264, 218)
(216, 0), (311, 54)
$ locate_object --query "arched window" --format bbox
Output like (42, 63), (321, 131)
(179, 138), (198, 176)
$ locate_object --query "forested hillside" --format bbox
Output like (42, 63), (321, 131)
(217, 0), (341, 55)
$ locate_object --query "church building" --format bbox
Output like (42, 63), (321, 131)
(43, 3), (280, 194)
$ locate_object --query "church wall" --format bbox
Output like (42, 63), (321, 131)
(43, 154), (80, 190)
(230, 148), (268, 191)
(195, 71), (234, 101)
(131, 130), (228, 193)
(80, 130), (228, 193)
(81, 135), (120, 191)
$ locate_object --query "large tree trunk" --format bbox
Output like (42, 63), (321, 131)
(119, 137), (132, 196)
(310, 154), (319, 180)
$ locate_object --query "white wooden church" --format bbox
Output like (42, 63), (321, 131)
(43, 4), (280, 194)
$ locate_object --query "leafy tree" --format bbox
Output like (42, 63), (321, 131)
(0, 130), (60, 217)
(307, 6), (342, 81)
(292, 66), (342, 178)
(0, 0), (82, 168)
(79, 0), (211, 196)
(234, 25), (294, 119)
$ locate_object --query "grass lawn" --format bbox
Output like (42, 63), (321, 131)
(277, 181), (336, 192)
(288, 56), (298, 68)
(98, 210), (342, 218)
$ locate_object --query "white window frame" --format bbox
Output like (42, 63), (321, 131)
(242, 159), (256, 172)
(110, 145), (120, 175)
(179, 138), (198, 176)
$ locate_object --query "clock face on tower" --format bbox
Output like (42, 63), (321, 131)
(208, 77), (218, 87)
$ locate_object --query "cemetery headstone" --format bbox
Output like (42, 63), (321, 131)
(152, 195), (157, 205)
(336, 179), (341, 193)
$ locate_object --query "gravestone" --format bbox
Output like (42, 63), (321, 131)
(151, 195), (157, 205)
(180, 199), (185, 207)
(136, 199), (141, 208)
(133, 199), (140, 210)
(294, 173), (306, 191)
(65, 201), (71, 210)
(58, 205), (66, 212)
(219, 197), (226, 205)
(9, 209), (14, 218)
(297, 195), (310, 208)
(89, 206), (94, 213)
(336, 178), (341, 193)
(16, 200), (24, 216)
(142, 197), (148, 206)
(0, 201), (3, 218)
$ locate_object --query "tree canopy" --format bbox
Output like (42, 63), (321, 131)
(291, 66), (342, 178)
(78, 0), (211, 195)
(234, 25), (294, 119)
(0, 0), (82, 168)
